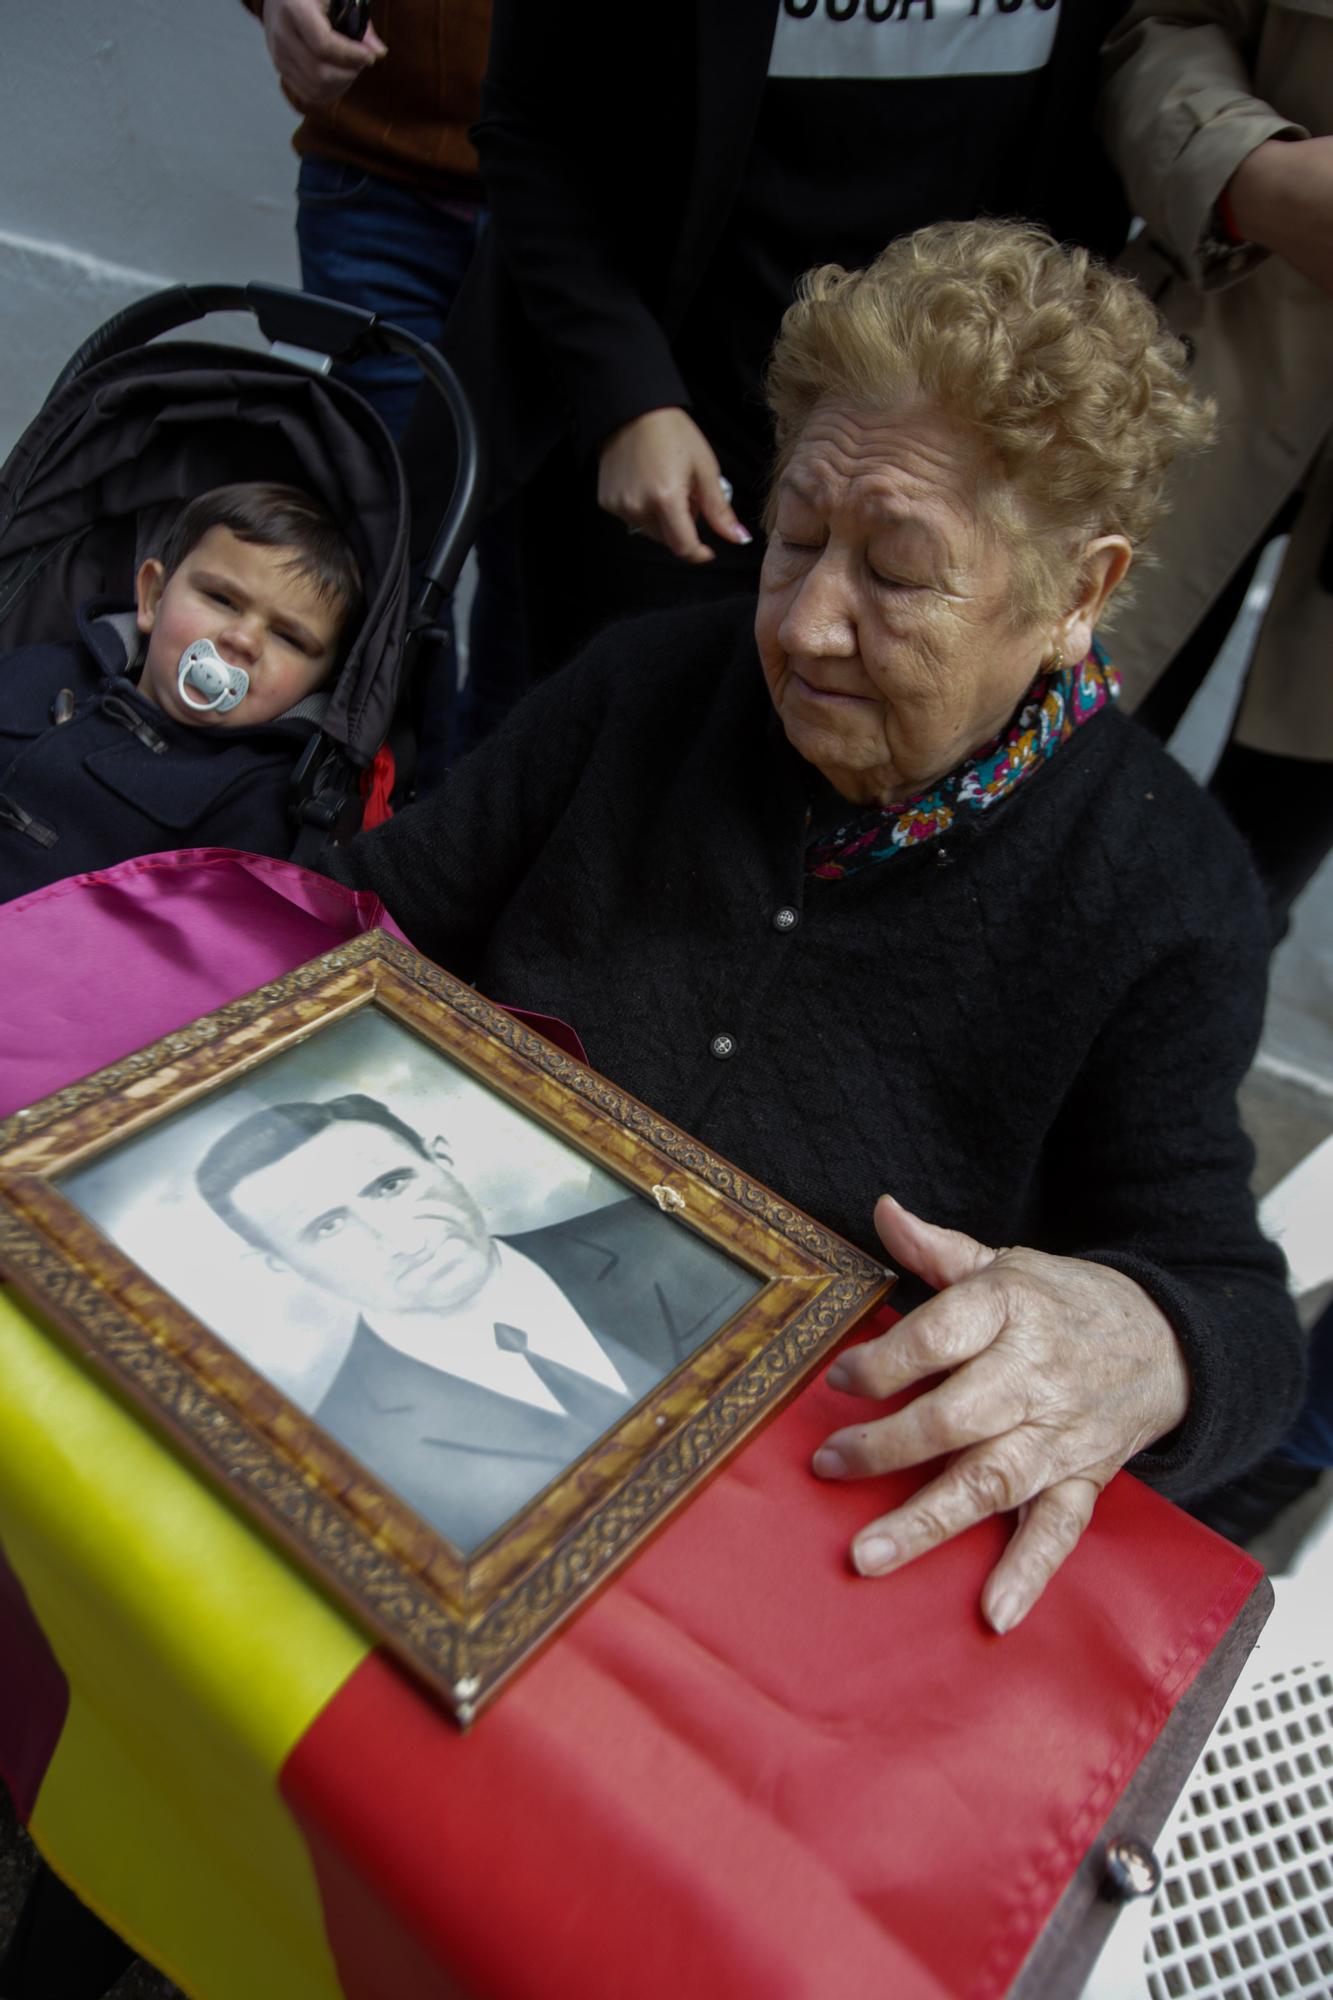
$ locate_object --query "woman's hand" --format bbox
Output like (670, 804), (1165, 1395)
(813, 1195), (1190, 1633)
(262, 0), (387, 109)
(597, 408), (752, 561)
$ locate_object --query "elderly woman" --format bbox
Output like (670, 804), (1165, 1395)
(331, 221), (1303, 1632)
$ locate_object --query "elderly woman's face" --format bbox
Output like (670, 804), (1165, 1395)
(757, 399), (1055, 807)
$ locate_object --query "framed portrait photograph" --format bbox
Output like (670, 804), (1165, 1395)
(0, 932), (890, 1723)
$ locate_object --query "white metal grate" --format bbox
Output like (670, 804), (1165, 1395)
(1142, 1660), (1333, 1999)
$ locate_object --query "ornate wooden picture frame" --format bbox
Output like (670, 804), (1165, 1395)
(0, 931), (890, 1723)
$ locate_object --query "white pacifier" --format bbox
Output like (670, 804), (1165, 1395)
(177, 638), (250, 714)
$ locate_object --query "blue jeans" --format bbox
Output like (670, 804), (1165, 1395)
(296, 155), (527, 773)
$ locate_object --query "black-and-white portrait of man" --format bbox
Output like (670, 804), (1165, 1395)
(59, 1013), (759, 1553)
(194, 1092), (756, 1549)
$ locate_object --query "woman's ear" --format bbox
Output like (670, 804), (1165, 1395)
(134, 557), (166, 637)
(1059, 536), (1132, 663)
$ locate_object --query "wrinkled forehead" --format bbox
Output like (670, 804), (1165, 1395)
(226, 1119), (433, 1241)
(777, 397), (1001, 548)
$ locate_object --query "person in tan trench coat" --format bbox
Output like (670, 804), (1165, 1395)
(1099, 1), (1333, 931)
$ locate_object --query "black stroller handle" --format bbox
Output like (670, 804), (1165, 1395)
(50, 281), (481, 609)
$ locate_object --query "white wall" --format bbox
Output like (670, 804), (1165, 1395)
(0, 0), (300, 458)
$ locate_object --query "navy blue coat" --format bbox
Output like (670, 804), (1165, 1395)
(0, 603), (323, 903)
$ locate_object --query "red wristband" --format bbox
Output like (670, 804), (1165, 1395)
(1216, 184), (1245, 245)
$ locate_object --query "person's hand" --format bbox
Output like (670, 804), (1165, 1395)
(261, 0), (387, 109)
(1225, 135), (1333, 297)
(812, 1195), (1190, 1633)
(597, 408), (753, 562)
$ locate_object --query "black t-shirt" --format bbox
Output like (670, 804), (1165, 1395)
(674, 0), (1064, 521)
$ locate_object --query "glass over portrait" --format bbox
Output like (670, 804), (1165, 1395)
(60, 1010), (761, 1555)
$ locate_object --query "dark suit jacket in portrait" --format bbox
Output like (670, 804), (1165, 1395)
(312, 1196), (758, 1552)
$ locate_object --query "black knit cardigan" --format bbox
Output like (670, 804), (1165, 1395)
(329, 599), (1305, 1497)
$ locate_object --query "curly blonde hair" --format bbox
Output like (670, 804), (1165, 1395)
(764, 220), (1214, 627)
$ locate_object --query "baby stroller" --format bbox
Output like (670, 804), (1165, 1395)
(0, 281), (482, 859)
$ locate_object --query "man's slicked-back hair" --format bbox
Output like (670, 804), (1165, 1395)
(159, 481), (362, 624)
(196, 1093), (431, 1252)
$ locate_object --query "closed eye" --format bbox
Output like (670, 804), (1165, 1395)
(274, 628), (315, 655)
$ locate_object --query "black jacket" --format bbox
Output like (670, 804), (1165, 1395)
(0, 603), (323, 903)
(423, 0), (1132, 513)
(329, 598), (1305, 1501)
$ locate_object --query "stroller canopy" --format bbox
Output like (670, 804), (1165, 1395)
(0, 344), (410, 766)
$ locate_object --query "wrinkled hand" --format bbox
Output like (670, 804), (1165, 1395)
(261, 0), (387, 109)
(597, 408), (752, 562)
(813, 1195), (1190, 1633)
(1226, 135), (1333, 297)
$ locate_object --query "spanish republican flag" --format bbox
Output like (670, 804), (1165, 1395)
(0, 856), (1267, 2000)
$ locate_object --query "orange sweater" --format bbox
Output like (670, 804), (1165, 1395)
(240, 0), (490, 197)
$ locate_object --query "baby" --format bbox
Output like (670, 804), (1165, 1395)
(0, 482), (361, 904)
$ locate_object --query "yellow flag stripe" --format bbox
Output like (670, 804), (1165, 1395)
(0, 1293), (368, 1999)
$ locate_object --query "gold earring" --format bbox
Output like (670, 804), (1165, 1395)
(1046, 646), (1064, 675)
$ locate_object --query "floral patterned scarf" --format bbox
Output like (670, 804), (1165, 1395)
(805, 647), (1119, 882)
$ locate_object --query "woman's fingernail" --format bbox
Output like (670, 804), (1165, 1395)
(732, 524), (753, 545)
(826, 1362), (851, 1392)
(812, 1446), (847, 1479)
(989, 1592), (1022, 1635)
(854, 1535), (898, 1575)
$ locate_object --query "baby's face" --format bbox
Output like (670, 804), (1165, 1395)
(135, 526), (346, 728)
